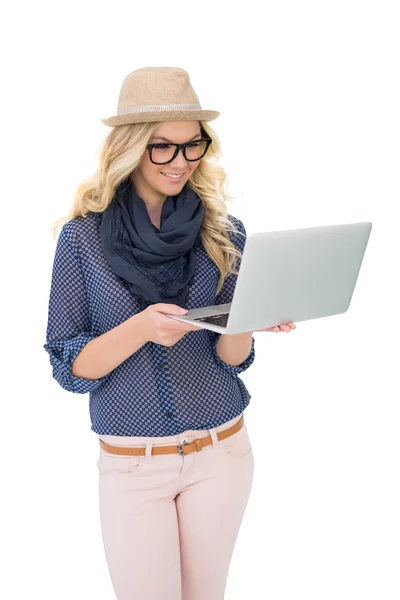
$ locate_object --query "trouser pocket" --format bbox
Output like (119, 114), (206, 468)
(97, 449), (141, 475)
(219, 425), (252, 457)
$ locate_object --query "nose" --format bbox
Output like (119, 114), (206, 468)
(168, 148), (189, 170)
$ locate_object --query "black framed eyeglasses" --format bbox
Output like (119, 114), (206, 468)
(146, 131), (213, 165)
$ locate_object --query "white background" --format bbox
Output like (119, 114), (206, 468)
(2, 1), (399, 598)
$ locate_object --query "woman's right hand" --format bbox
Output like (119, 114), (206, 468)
(137, 303), (202, 347)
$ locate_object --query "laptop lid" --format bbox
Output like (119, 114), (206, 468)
(223, 221), (372, 334)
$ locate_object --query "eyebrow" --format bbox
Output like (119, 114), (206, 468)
(150, 132), (202, 142)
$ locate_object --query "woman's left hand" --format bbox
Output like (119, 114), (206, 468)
(255, 322), (296, 333)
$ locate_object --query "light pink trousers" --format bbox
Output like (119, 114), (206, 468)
(96, 412), (254, 600)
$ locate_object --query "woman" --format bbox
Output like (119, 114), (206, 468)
(43, 66), (295, 600)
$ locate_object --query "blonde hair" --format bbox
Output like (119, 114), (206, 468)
(50, 120), (244, 295)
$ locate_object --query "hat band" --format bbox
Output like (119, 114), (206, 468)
(117, 103), (202, 115)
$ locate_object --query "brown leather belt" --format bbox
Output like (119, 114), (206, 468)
(99, 414), (244, 457)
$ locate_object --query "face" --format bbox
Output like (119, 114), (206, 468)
(131, 121), (203, 205)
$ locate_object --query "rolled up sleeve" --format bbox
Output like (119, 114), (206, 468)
(43, 225), (111, 393)
(209, 216), (256, 375)
(210, 333), (255, 375)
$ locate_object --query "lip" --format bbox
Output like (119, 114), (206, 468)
(160, 172), (186, 181)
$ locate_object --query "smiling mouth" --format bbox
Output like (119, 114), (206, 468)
(160, 172), (186, 180)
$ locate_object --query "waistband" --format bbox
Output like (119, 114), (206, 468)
(97, 413), (244, 448)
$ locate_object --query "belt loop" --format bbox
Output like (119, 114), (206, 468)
(209, 427), (219, 449)
(145, 440), (153, 463)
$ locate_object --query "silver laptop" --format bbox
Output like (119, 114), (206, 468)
(167, 221), (372, 334)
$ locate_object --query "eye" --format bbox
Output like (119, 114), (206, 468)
(153, 143), (171, 149)
(187, 141), (202, 147)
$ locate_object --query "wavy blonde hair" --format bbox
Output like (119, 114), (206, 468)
(50, 120), (244, 295)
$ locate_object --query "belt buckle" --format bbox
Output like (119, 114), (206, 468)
(177, 440), (188, 456)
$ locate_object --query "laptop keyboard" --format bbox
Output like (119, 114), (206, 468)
(192, 312), (230, 327)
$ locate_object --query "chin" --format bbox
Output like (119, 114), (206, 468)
(159, 178), (186, 189)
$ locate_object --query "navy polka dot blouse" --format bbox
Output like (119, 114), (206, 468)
(43, 211), (255, 436)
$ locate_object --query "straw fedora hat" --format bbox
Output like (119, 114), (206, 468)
(101, 66), (220, 127)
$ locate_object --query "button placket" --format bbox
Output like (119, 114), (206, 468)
(154, 345), (175, 423)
